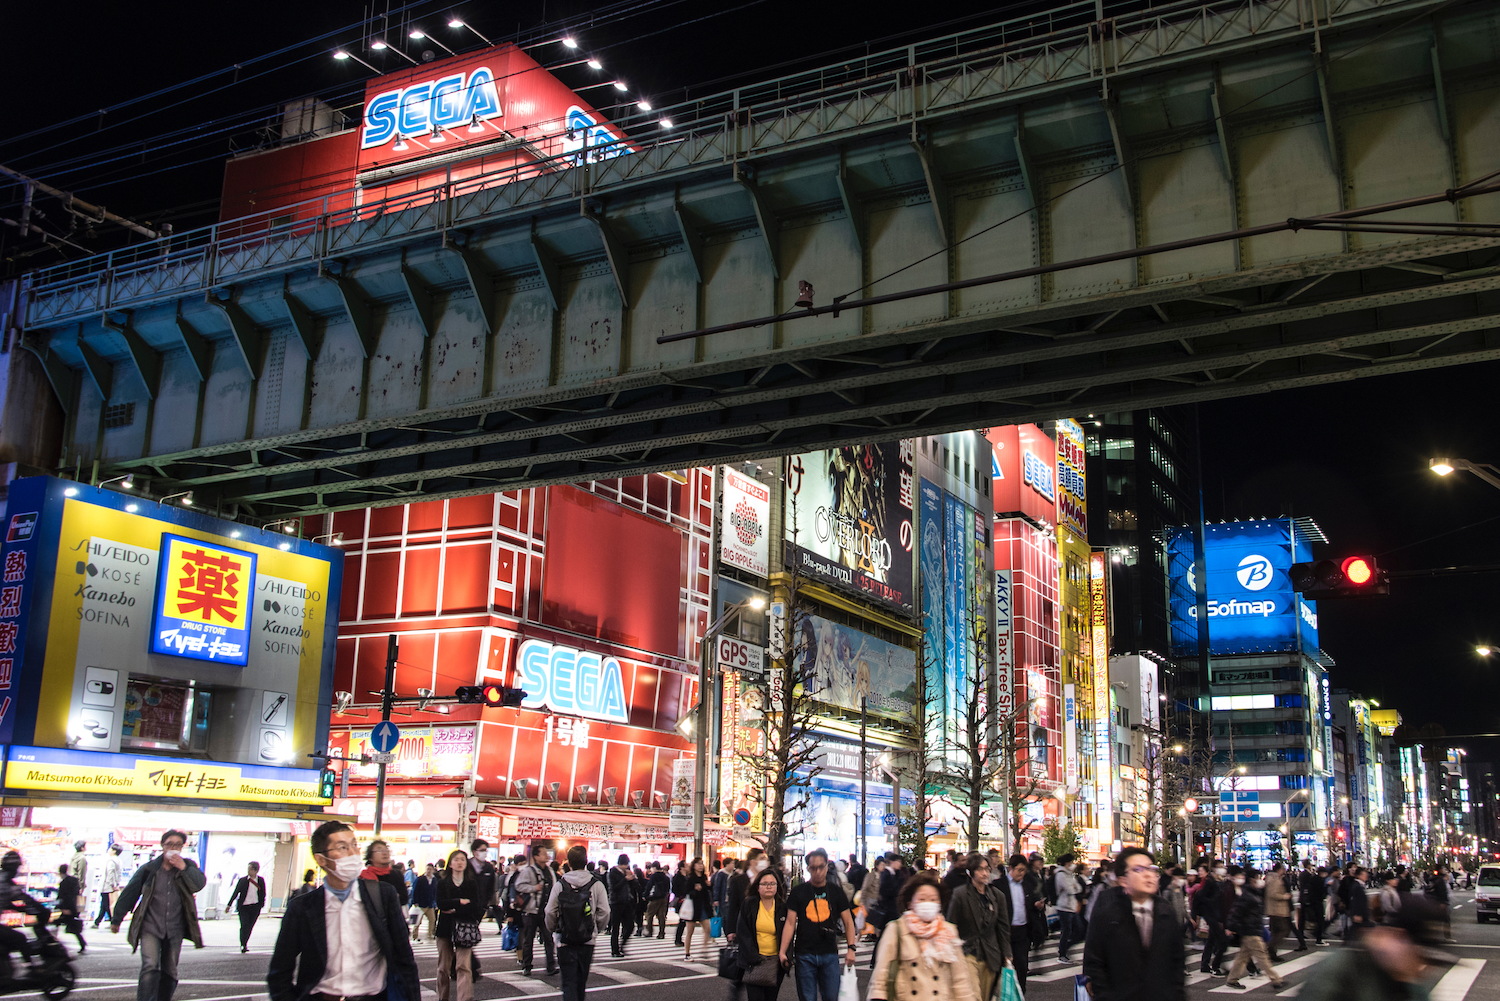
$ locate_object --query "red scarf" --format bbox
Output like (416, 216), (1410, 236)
(361, 864), (391, 880)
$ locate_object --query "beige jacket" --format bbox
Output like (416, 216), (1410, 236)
(1265, 873), (1292, 918)
(867, 917), (978, 1001)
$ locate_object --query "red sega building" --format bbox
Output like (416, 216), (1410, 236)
(308, 473), (729, 865)
(220, 42), (630, 230)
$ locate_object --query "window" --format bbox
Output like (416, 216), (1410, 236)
(1104, 439), (1135, 460)
(1259, 802), (1283, 819)
(1108, 510), (1138, 530)
(103, 402), (136, 429)
(1211, 694), (1275, 711)
(121, 677), (212, 754)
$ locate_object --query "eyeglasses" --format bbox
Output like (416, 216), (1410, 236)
(1129, 865), (1160, 876)
(807, 863), (827, 872)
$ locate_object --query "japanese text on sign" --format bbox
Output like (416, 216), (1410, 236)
(151, 535), (257, 667)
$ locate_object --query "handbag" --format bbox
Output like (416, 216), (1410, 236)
(680, 898), (695, 922)
(837, 967), (859, 1001)
(717, 942), (742, 980)
(452, 919), (483, 949)
(999, 965), (1025, 1001)
(500, 923), (519, 951)
(742, 954), (779, 987)
(710, 915), (723, 938)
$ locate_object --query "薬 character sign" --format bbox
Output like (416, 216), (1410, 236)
(151, 534), (257, 666)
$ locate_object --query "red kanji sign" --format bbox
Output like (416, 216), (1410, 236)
(173, 547), (246, 624)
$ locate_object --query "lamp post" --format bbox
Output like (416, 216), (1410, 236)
(1429, 457), (1500, 490)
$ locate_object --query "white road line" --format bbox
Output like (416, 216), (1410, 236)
(1207, 951), (1326, 993)
(1187, 972), (1217, 985)
(482, 972), (551, 994)
(1431, 958), (1486, 1001)
(1275, 984), (1303, 997)
(590, 966), (649, 984)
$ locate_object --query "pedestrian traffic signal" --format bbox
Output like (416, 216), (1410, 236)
(455, 685), (525, 706)
(1289, 555), (1389, 599)
(319, 769), (336, 798)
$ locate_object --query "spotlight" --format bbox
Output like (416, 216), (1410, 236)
(333, 50), (351, 59)
(658, 118), (673, 129)
(637, 99), (652, 111)
(448, 17), (463, 28)
(613, 80), (628, 91)
(429, 123), (445, 144)
(795, 280), (815, 308)
(468, 114), (485, 134)
(409, 29), (425, 39)
(562, 36), (578, 49)
(587, 58), (602, 70)
(371, 39), (389, 50)
(392, 134), (408, 151)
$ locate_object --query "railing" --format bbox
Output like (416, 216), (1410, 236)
(23, 0), (1424, 327)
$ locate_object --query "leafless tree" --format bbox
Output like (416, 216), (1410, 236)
(891, 634), (942, 863)
(936, 621), (1009, 853)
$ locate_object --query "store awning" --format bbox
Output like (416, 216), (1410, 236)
(11, 800), (356, 832)
(485, 806), (732, 846)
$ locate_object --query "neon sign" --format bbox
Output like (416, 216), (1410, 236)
(516, 638), (630, 724)
(362, 67), (503, 149)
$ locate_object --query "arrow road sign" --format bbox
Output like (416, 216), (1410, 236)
(370, 720), (401, 753)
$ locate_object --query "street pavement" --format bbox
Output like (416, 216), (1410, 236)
(37, 889), (1500, 1001)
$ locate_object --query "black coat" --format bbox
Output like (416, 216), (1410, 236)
(1191, 878), (1222, 922)
(878, 868), (907, 918)
(947, 882), (1011, 972)
(267, 880), (419, 1001)
(734, 898), (788, 965)
(1227, 884), (1264, 938)
(723, 871), (751, 936)
(683, 872), (712, 919)
(1300, 870), (1326, 903)
(227, 875), (268, 913)
(434, 873), (484, 941)
(1081, 886), (1186, 1001)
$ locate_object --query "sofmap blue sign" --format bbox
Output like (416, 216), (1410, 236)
(1166, 519), (1319, 657)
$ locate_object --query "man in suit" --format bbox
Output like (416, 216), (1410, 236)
(225, 862), (267, 953)
(267, 821), (419, 1001)
(1002, 854), (1041, 991)
(1081, 847), (1186, 1001)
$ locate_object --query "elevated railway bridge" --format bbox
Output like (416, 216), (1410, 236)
(13, 0), (1500, 518)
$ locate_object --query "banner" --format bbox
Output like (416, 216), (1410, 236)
(721, 467), (770, 577)
(994, 571), (1014, 722)
(668, 756), (695, 833)
(800, 614), (916, 720)
(4, 744), (329, 805)
(784, 443), (914, 609)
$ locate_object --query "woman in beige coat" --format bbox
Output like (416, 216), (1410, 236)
(868, 871), (977, 1001)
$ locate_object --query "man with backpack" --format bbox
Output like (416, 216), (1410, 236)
(513, 844), (557, 977)
(1053, 853), (1084, 963)
(545, 845), (610, 1001)
(643, 863), (671, 937)
(606, 855), (637, 957)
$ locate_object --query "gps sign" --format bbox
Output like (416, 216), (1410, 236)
(1166, 519), (1320, 657)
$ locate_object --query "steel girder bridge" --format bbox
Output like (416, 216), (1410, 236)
(17, 0), (1500, 517)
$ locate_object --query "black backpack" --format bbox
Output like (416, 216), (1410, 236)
(1043, 870), (1060, 906)
(557, 875), (602, 946)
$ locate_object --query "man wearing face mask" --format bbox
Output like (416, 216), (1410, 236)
(110, 830), (206, 1001)
(1224, 869), (1284, 990)
(268, 821), (419, 1001)
(723, 849), (765, 946)
(469, 840), (502, 936)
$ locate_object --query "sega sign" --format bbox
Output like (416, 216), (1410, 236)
(1167, 519), (1319, 657)
(516, 638), (630, 724)
(362, 66), (503, 149)
(1022, 451), (1055, 502)
(560, 106), (626, 163)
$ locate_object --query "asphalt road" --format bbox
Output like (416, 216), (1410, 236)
(34, 889), (1500, 1001)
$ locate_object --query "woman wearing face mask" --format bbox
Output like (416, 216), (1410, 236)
(868, 872), (976, 1001)
(734, 867), (790, 1000)
(435, 850), (484, 1001)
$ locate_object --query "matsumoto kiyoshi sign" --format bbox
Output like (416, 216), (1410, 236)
(1166, 519), (1319, 656)
(151, 534), (256, 666)
(516, 638), (630, 724)
(362, 66), (502, 149)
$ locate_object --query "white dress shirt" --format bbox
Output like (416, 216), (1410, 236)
(1007, 876), (1028, 927)
(1132, 900), (1153, 947)
(313, 883), (387, 999)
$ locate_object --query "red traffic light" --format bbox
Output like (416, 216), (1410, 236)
(481, 684), (505, 707)
(1342, 556), (1373, 585)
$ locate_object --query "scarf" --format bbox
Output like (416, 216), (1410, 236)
(361, 864), (391, 880)
(900, 911), (962, 968)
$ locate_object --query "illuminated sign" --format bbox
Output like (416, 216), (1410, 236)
(1055, 419), (1087, 537)
(151, 534), (256, 666)
(516, 638), (630, 723)
(1023, 451), (1055, 502)
(784, 443), (914, 608)
(721, 466), (770, 577)
(995, 571), (1013, 720)
(560, 106), (627, 163)
(362, 66), (503, 149)
(1167, 519), (1318, 656)
(3, 744), (329, 805)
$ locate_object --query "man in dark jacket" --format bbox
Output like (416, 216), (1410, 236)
(1344, 867), (1371, 933)
(606, 855), (636, 958)
(469, 839), (501, 935)
(1224, 869), (1283, 989)
(723, 849), (763, 945)
(1081, 847), (1186, 1001)
(870, 852), (907, 968)
(1194, 868), (1228, 975)
(268, 821), (419, 1001)
(1299, 861), (1327, 946)
(1001, 854), (1040, 990)
(225, 861), (267, 953)
(947, 853), (1012, 1000)
(643, 863), (672, 938)
(111, 830), (206, 1001)
(846, 855), (867, 895)
(671, 861), (690, 946)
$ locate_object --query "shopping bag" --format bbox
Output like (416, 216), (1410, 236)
(710, 915), (723, 938)
(500, 923), (519, 951)
(1073, 973), (1089, 1001)
(854, 906), (866, 934)
(999, 965), (1026, 1001)
(680, 898), (695, 922)
(838, 966), (859, 1001)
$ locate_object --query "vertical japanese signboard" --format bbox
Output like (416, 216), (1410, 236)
(151, 535), (257, 665)
(0, 490), (45, 741)
(994, 571), (1013, 724)
(1055, 419), (1088, 539)
(1090, 551), (1112, 814)
(668, 756), (695, 834)
(720, 467), (770, 577)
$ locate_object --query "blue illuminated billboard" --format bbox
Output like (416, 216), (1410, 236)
(1167, 519), (1320, 657)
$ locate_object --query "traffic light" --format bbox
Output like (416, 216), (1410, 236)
(455, 685), (525, 706)
(318, 768), (336, 799)
(1289, 555), (1390, 599)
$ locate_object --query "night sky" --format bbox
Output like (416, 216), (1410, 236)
(4, 2), (1497, 752)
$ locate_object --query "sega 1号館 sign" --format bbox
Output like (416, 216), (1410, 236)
(0, 477), (342, 800)
(1166, 519), (1319, 656)
(516, 638), (630, 723)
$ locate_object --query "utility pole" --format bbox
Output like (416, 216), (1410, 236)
(860, 696), (868, 866)
(373, 633), (397, 836)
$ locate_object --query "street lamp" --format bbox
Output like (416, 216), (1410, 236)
(1478, 646), (1493, 657)
(1430, 457), (1500, 490)
(693, 594), (767, 861)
